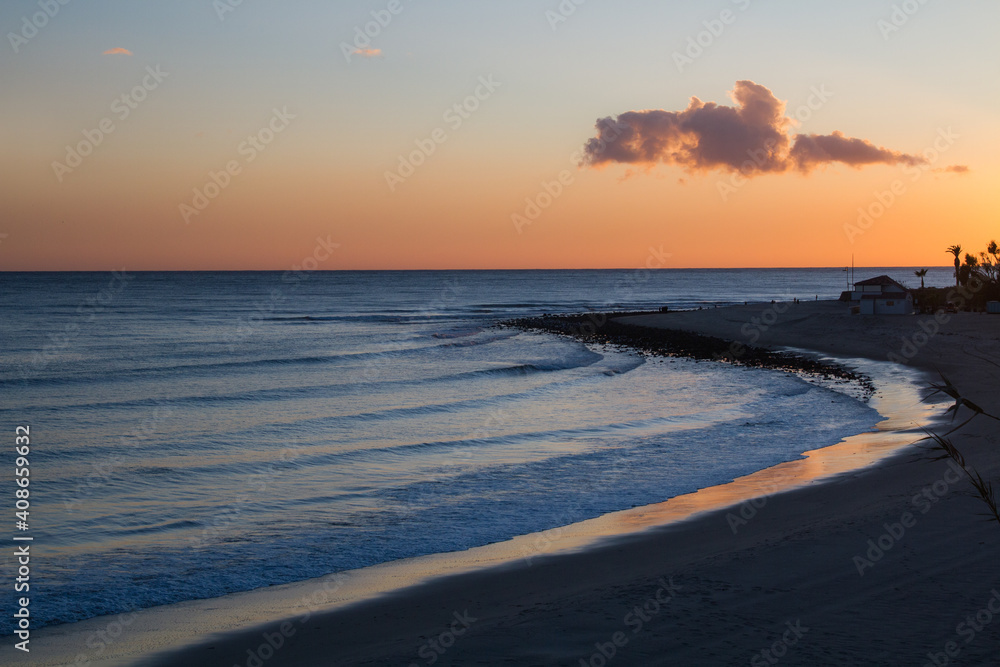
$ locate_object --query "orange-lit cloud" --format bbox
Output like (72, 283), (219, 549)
(583, 80), (928, 176)
(103, 47), (133, 56)
(352, 48), (382, 58)
(933, 164), (970, 174)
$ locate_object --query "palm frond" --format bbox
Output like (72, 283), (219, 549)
(927, 372), (1000, 427)
(921, 429), (967, 468)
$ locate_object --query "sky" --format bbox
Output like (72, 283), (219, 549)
(0, 0), (997, 270)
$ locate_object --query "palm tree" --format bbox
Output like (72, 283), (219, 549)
(980, 240), (1000, 285)
(946, 245), (962, 287)
(958, 253), (979, 287)
(914, 268), (927, 289)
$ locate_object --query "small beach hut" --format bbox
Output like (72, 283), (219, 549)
(849, 275), (913, 315)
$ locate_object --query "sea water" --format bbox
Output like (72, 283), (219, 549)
(0, 268), (952, 632)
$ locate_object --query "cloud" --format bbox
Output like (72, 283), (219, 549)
(103, 47), (132, 56)
(352, 48), (382, 58)
(934, 164), (970, 175)
(790, 131), (924, 170)
(582, 80), (928, 177)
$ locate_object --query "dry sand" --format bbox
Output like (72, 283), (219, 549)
(13, 301), (1000, 666)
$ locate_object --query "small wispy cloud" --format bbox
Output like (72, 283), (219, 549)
(352, 48), (382, 58)
(103, 47), (133, 56)
(934, 165), (970, 175)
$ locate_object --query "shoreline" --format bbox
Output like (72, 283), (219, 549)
(9, 307), (1000, 665)
(6, 365), (933, 665)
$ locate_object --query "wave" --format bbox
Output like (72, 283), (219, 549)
(53, 409), (731, 488)
(261, 313), (462, 323)
(8, 347), (612, 418)
(35, 355), (649, 470)
(432, 327), (484, 339)
(0, 337), (499, 388)
(108, 519), (204, 538)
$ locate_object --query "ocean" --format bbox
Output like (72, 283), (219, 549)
(0, 268), (954, 634)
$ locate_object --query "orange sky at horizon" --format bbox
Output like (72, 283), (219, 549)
(4, 154), (992, 272)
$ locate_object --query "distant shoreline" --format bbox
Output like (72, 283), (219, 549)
(0, 266), (957, 274)
(501, 309), (876, 395)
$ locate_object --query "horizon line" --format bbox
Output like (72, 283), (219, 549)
(0, 266), (956, 273)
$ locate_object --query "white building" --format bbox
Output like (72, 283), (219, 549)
(849, 275), (913, 315)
